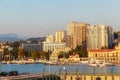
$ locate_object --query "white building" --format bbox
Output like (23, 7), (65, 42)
(87, 25), (114, 49)
(46, 34), (54, 43)
(42, 42), (66, 52)
(55, 30), (66, 43)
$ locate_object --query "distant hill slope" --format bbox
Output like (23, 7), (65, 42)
(27, 37), (46, 42)
(0, 33), (22, 41)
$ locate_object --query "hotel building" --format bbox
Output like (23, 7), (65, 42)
(86, 25), (114, 49)
(55, 30), (66, 43)
(67, 22), (90, 49)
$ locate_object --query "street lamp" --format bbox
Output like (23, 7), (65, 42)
(93, 67), (95, 80)
(48, 50), (51, 75)
(63, 65), (66, 80)
(105, 67), (107, 80)
(111, 67), (114, 80)
(8, 47), (13, 71)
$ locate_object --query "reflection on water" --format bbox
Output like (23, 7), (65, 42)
(1, 64), (120, 74)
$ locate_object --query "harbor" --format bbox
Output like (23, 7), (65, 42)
(1, 63), (120, 80)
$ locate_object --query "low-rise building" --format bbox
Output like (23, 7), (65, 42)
(88, 49), (120, 64)
(50, 47), (71, 63)
(68, 54), (80, 63)
(42, 42), (66, 52)
(20, 43), (42, 53)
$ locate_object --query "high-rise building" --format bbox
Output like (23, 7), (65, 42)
(55, 30), (66, 43)
(115, 31), (120, 49)
(67, 22), (90, 49)
(107, 27), (114, 48)
(86, 26), (98, 49)
(86, 25), (114, 49)
(117, 32), (120, 43)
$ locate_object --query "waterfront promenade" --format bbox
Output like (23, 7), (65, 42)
(0, 73), (60, 80)
(1, 73), (120, 80)
(1, 63), (120, 80)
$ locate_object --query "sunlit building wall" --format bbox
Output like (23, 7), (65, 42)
(67, 22), (90, 49)
(55, 30), (66, 43)
(42, 42), (66, 52)
(87, 25), (114, 49)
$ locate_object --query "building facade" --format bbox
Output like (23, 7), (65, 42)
(55, 30), (66, 43)
(42, 42), (66, 52)
(50, 47), (71, 62)
(88, 49), (120, 64)
(46, 34), (54, 43)
(20, 43), (42, 53)
(67, 22), (90, 49)
(86, 25), (114, 49)
(118, 32), (120, 43)
(115, 32), (120, 49)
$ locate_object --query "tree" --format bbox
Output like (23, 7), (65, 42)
(10, 41), (20, 48)
(31, 51), (39, 60)
(18, 49), (27, 59)
(10, 48), (18, 60)
(40, 51), (48, 60)
(58, 51), (69, 59)
(73, 45), (88, 57)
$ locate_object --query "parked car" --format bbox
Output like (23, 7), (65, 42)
(9, 71), (18, 76)
(0, 72), (8, 76)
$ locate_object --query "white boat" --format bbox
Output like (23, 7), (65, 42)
(89, 60), (105, 67)
(104, 62), (114, 67)
(89, 62), (105, 67)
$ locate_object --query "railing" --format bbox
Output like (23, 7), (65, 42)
(41, 67), (120, 75)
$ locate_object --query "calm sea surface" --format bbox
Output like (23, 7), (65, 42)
(1, 64), (120, 74)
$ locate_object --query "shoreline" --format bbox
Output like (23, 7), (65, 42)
(1, 60), (120, 67)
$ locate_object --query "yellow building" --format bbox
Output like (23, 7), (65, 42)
(88, 49), (120, 64)
(55, 30), (66, 43)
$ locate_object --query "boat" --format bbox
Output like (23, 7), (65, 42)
(104, 62), (114, 67)
(89, 60), (115, 67)
(89, 62), (105, 67)
(88, 60), (105, 67)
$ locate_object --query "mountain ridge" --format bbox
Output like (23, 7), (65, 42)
(0, 33), (25, 41)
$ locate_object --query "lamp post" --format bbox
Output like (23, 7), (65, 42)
(111, 67), (114, 80)
(48, 50), (51, 75)
(63, 66), (66, 80)
(8, 47), (13, 72)
(105, 67), (107, 80)
(93, 67), (95, 80)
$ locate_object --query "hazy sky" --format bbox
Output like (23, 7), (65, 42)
(0, 0), (120, 37)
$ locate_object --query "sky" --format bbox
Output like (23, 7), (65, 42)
(0, 0), (120, 37)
